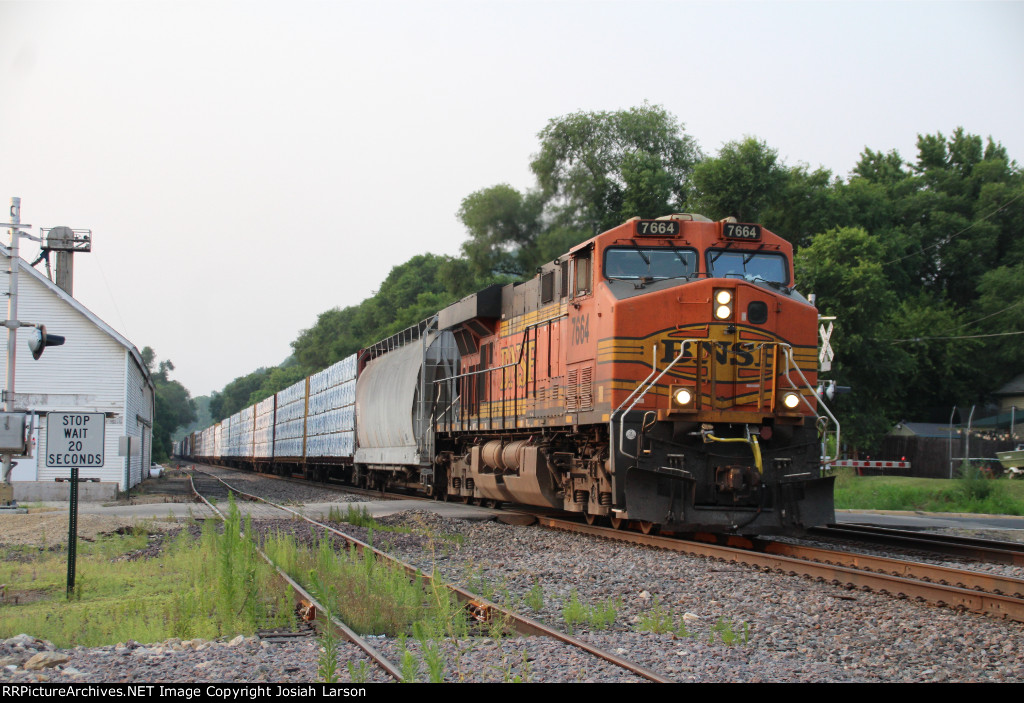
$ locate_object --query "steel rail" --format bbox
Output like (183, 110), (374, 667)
(760, 540), (1024, 598)
(812, 524), (1024, 566)
(195, 468), (673, 683)
(193, 461), (428, 503)
(537, 516), (1024, 623)
(189, 473), (404, 681)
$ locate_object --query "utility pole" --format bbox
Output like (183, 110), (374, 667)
(1, 197), (30, 489)
(0, 197), (71, 504)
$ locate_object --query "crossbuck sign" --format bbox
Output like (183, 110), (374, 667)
(46, 412), (105, 468)
(818, 322), (834, 372)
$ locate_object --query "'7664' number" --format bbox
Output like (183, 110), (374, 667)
(571, 314), (590, 345)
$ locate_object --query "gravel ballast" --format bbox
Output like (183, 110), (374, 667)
(3, 476), (1024, 683)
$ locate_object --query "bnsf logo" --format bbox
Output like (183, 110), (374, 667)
(660, 340), (755, 367)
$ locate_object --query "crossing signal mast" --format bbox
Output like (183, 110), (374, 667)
(809, 293), (843, 466)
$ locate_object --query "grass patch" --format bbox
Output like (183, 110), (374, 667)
(562, 589), (620, 633)
(524, 581), (544, 612)
(262, 526), (494, 682)
(263, 531), (427, 636)
(832, 467), (1024, 515)
(709, 616), (749, 646)
(634, 596), (693, 637)
(0, 498), (295, 647)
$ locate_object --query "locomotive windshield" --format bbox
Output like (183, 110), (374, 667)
(706, 250), (789, 285)
(604, 246), (697, 281)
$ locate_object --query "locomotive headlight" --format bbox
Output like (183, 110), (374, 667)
(713, 289), (733, 320)
(670, 385), (697, 412)
(782, 392), (801, 409)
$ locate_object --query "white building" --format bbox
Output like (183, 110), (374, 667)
(0, 245), (154, 495)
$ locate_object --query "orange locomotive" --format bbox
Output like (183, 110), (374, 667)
(433, 213), (835, 535)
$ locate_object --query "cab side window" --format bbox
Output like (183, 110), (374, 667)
(574, 251), (591, 297)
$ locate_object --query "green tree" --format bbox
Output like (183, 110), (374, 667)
(530, 103), (700, 234)
(209, 368), (272, 421)
(142, 346), (197, 462)
(796, 228), (910, 449)
(885, 296), (981, 420)
(876, 129), (1024, 307)
(973, 263), (1024, 387)
(247, 360), (308, 407)
(690, 137), (788, 225)
(289, 253), (492, 379)
(763, 164), (847, 250)
(458, 185), (543, 278)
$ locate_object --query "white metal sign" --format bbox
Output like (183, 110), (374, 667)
(46, 412), (105, 468)
(818, 322), (834, 372)
(118, 436), (140, 456)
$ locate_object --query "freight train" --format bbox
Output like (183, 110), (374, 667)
(176, 213), (837, 535)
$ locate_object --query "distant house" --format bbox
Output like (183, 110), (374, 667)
(993, 373), (1024, 415)
(0, 245), (153, 494)
(883, 421), (964, 478)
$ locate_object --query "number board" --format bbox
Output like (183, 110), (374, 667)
(635, 220), (680, 237)
(46, 412), (105, 468)
(722, 223), (761, 241)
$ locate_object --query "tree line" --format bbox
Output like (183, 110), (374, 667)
(179, 104), (1022, 453)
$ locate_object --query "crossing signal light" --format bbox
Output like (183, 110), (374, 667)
(27, 325), (65, 360)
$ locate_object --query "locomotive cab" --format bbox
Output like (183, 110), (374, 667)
(596, 215), (834, 534)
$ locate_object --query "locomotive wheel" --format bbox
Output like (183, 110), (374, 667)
(609, 516), (624, 530)
(461, 496), (474, 505)
(584, 513), (598, 525)
(638, 521), (658, 535)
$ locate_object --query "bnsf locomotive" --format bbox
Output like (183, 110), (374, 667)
(177, 214), (835, 535)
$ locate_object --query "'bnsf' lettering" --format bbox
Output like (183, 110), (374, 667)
(661, 340), (755, 367)
(498, 341), (536, 390)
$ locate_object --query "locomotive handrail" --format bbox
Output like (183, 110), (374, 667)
(433, 349), (523, 433)
(432, 319), (555, 432)
(612, 338), (707, 460)
(430, 377), (461, 434)
(612, 339), (838, 467)
(780, 345), (841, 465)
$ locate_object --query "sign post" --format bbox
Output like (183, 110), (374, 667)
(46, 412), (105, 596)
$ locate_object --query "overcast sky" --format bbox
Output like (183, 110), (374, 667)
(1, 0), (1021, 397)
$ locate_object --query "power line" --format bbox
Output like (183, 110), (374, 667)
(944, 297), (1024, 334)
(880, 189), (1024, 268)
(886, 330), (1024, 344)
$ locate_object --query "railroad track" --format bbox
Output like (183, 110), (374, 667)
(189, 468), (673, 683)
(185, 461), (415, 504)
(189, 471), (405, 681)
(536, 516), (1024, 623)
(812, 523), (1024, 566)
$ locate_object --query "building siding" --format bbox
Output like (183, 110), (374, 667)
(0, 251), (152, 490)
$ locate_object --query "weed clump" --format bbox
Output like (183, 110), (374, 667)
(562, 589), (620, 633)
(0, 493), (295, 647)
